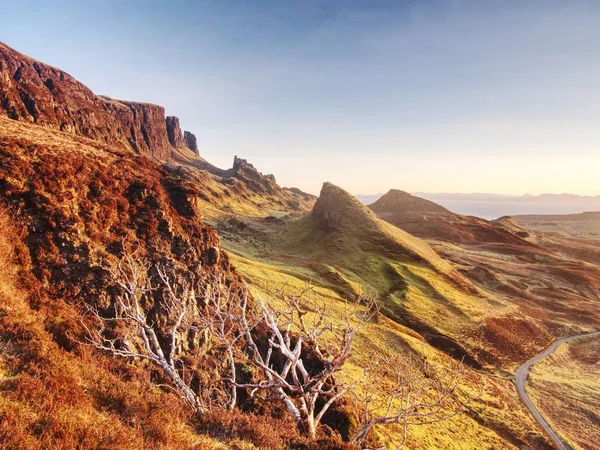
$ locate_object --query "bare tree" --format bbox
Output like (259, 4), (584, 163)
(77, 249), (207, 413)
(75, 247), (476, 447)
(198, 282), (253, 410)
(227, 284), (377, 439)
(351, 356), (475, 449)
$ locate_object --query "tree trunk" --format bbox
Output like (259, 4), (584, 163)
(162, 362), (206, 414)
(227, 345), (237, 410)
(305, 416), (317, 439)
(277, 388), (305, 433)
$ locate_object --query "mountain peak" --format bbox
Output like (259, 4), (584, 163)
(311, 182), (377, 232)
(370, 189), (450, 214)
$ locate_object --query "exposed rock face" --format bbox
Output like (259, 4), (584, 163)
(184, 130), (198, 154)
(166, 116), (184, 147)
(0, 41), (173, 160)
(231, 156), (279, 195)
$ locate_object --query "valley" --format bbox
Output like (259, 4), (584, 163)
(0, 38), (598, 450)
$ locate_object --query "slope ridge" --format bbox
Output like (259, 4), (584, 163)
(370, 189), (450, 214)
(369, 189), (543, 249)
(302, 182), (457, 275)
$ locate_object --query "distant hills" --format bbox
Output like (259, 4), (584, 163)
(356, 192), (600, 219)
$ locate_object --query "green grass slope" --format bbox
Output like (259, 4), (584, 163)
(233, 182), (511, 368)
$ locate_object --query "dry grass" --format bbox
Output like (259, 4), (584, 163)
(0, 208), (204, 449)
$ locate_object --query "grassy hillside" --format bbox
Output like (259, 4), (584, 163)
(370, 190), (600, 368)
(228, 251), (550, 450)
(215, 183), (555, 449)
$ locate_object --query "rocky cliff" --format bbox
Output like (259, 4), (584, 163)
(230, 156), (279, 194)
(0, 41), (197, 160)
(166, 115), (185, 147)
(184, 130), (199, 154)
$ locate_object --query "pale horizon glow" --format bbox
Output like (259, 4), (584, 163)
(1, 0), (599, 196)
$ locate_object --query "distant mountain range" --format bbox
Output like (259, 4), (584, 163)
(355, 192), (600, 219)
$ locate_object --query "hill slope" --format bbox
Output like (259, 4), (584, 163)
(370, 189), (539, 248)
(214, 183), (556, 449)
(219, 183), (531, 368)
(371, 189), (600, 366)
(286, 183), (458, 276)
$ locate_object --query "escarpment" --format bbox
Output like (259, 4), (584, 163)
(0, 41), (198, 160)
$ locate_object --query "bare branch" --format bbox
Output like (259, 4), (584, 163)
(351, 356), (479, 448)
(223, 283), (377, 439)
(75, 248), (207, 413)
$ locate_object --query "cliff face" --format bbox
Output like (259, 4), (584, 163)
(0, 41), (191, 160)
(166, 115), (185, 147)
(184, 130), (198, 154)
(231, 156), (278, 194)
(102, 97), (172, 159)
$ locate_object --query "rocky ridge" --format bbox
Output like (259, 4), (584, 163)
(0, 41), (197, 160)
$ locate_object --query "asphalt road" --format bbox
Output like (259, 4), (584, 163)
(515, 331), (600, 450)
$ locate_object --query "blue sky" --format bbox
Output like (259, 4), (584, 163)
(2, 0), (599, 195)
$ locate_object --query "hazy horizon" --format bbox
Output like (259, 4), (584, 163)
(355, 191), (600, 219)
(2, 0), (599, 196)
(354, 191), (600, 198)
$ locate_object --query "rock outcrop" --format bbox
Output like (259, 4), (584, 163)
(184, 130), (198, 154)
(0, 40), (176, 160)
(230, 156), (279, 195)
(166, 116), (185, 147)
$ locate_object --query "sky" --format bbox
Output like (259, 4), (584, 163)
(1, 0), (599, 196)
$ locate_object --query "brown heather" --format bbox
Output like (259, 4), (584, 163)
(0, 115), (353, 449)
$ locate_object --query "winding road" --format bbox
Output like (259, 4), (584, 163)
(515, 331), (600, 450)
